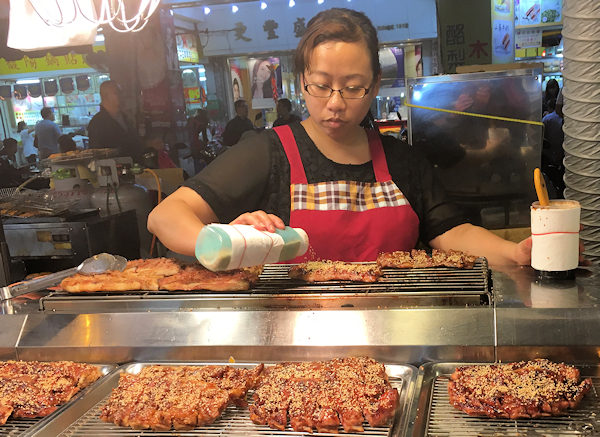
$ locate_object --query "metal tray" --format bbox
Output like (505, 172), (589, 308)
(31, 360), (418, 437)
(413, 362), (600, 437)
(0, 363), (114, 437)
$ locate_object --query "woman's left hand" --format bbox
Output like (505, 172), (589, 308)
(513, 236), (532, 265)
(515, 228), (587, 266)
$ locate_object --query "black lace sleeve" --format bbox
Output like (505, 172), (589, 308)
(183, 130), (273, 223)
(382, 135), (468, 244)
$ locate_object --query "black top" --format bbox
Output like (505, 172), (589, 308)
(184, 122), (468, 245)
(222, 116), (254, 147)
(0, 157), (21, 188)
(273, 114), (302, 127)
(87, 106), (143, 161)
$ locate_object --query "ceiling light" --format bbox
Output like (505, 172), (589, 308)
(318, 0), (324, 3)
(16, 79), (40, 85)
(204, 6), (211, 14)
(289, 0), (295, 7)
(232, 5), (239, 12)
(260, 1), (267, 9)
(26, 0), (161, 33)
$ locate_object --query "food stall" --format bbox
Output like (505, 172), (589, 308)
(0, 254), (598, 436)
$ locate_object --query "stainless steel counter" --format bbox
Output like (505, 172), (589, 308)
(493, 264), (600, 363)
(1, 265), (599, 366)
(14, 309), (494, 364)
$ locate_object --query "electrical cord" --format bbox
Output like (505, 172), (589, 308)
(113, 183), (122, 212)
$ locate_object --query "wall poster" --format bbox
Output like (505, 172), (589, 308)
(248, 57), (281, 109)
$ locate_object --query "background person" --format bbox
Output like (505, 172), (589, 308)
(273, 98), (301, 127)
(58, 134), (77, 153)
(34, 107), (61, 159)
(87, 80), (143, 161)
(17, 120), (36, 164)
(148, 8), (533, 267)
(144, 133), (177, 169)
(0, 138), (22, 187)
(542, 79), (560, 117)
(542, 98), (565, 196)
(222, 99), (254, 147)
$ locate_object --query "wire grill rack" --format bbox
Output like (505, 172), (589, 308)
(425, 374), (600, 436)
(0, 417), (38, 436)
(0, 364), (113, 437)
(57, 393), (402, 437)
(32, 362), (413, 437)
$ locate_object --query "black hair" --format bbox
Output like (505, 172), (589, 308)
(234, 99), (247, 110)
(40, 107), (53, 119)
(58, 134), (77, 153)
(277, 98), (292, 111)
(294, 8), (380, 81)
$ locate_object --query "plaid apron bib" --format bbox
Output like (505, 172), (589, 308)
(274, 125), (419, 262)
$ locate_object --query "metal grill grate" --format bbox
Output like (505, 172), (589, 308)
(426, 376), (600, 436)
(56, 378), (404, 436)
(0, 364), (113, 436)
(0, 417), (38, 436)
(253, 262), (490, 294)
(42, 260), (490, 301)
(57, 395), (399, 436)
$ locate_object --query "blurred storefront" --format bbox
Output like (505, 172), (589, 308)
(0, 44), (109, 140)
(177, 33), (208, 116)
(168, 0), (439, 131)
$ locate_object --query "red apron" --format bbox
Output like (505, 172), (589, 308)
(274, 125), (420, 262)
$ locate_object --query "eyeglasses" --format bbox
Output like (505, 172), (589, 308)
(303, 83), (370, 99)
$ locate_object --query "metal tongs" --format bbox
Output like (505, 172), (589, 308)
(0, 253), (127, 301)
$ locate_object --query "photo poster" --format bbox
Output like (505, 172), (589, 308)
(491, 0), (515, 64)
(248, 57), (282, 109)
(403, 45), (423, 79)
(379, 46), (405, 89)
(229, 59), (248, 104)
(515, 0), (562, 28)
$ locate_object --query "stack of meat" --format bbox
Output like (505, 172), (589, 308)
(100, 364), (263, 431)
(0, 360), (101, 424)
(249, 357), (399, 433)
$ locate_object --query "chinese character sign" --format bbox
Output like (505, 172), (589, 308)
(438, 0), (492, 73)
(201, 0), (437, 56)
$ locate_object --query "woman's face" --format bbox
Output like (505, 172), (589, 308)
(233, 82), (240, 101)
(302, 40), (379, 139)
(256, 61), (272, 82)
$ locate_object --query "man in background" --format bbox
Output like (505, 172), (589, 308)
(273, 98), (300, 127)
(34, 107), (61, 159)
(542, 98), (565, 197)
(0, 138), (22, 187)
(87, 80), (142, 161)
(222, 99), (253, 147)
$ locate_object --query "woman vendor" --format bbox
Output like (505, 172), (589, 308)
(148, 8), (532, 266)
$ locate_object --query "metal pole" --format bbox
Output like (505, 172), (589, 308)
(0, 218), (11, 287)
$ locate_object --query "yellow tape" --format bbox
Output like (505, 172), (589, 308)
(405, 102), (543, 126)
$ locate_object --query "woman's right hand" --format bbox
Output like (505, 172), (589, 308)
(230, 210), (285, 232)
